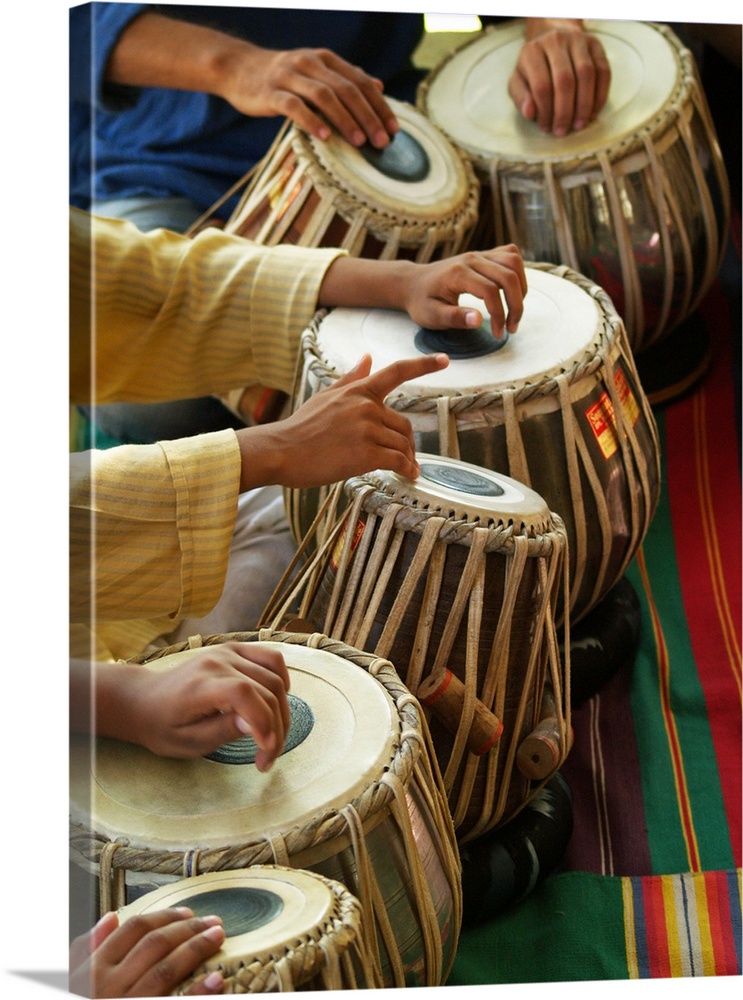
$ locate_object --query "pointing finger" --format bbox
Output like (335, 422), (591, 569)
(368, 353), (449, 398)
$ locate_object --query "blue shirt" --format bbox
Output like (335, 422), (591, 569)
(69, 3), (426, 216)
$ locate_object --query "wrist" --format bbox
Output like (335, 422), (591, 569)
(207, 35), (260, 102)
(236, 424), (286, 493)
(319, 257), (419, 313)
(525, 18), (584, 41)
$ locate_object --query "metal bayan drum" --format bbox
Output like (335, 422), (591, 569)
(286, 262), (660, 624)
(264, 456), (571, 842)
(117, 867), (377, 993)
(418, 19), (730, 352)
(69, 631), (461, 989)
(223, 97), (479, 262)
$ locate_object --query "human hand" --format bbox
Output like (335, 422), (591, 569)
(508, 19), (611, 136)
(69, 908), (225, 997)
(402, 245), (527, 340)
(96, 643), (290, 768)
(220, 44), (399, 148)
(248, 353), (449, 488)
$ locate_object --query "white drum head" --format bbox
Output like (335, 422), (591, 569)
(422, 19), (680, 161)
(308, 97), (472, 218)
(312, 265), (602, 395)
(118, 868), (342, 964)
(364, 454), (552, 527)
(70, 643), (399, 850)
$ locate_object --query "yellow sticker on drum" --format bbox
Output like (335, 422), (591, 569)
(585, 366), (640, 460)
(331, 518), (365, 571)
(614, 366), (640, 428)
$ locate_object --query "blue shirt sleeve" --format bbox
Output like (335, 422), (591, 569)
(70, 2), (148, 110)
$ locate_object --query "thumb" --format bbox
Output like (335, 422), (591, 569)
(330, 354), (373, 389)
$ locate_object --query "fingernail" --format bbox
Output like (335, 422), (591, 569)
(351, 129), (365, 146)
(553, 127), (567, 137)
(464, 310), (480, 327)
(374, 130), (389, 147)
(387, 118), (400, 133)
(434, 353), (449, 364)
(203, 972), (224, 992)
(200, 915), (223, 927)
(172, 906), (194, 917)
(235, 716), (252, 735)
(318, 125), (331, 141)
(573, 119), (585, 131)
(203, 924), (226, 942)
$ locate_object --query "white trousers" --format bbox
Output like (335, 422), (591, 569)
(155, 485), (296, 645)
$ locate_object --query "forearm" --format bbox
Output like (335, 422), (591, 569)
(105, 10), (256, 98)
(318, 256), (418, 313)
(71, 658), (149, 745)
(70, 659), (93, 735)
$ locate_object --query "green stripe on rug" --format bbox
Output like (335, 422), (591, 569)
(450, 872), (629, 984)
(625, 413), (735, 873)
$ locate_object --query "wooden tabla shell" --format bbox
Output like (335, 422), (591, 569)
(287, 263), (660, 624)
(265, 456), (570, 841)
(117, 867), (376, 993)
(69, 631), (461, 989)
(418, 19), (730, 352)
(224, 96), (480, 262)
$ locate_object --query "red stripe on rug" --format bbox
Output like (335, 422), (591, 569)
(642, 875), (672, 978)
(664, 277), (743, 866)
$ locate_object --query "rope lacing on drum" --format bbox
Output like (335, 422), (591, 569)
(224, 114), (480, 254)
(301, 267), (619, 417)
(347, 482), (562, 554)
(173, 869), (375, 993)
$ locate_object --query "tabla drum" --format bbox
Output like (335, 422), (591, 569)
(285, 262), (660, 625)
(222, 97), (480, 262)
(116, 867), (377, 993)
(208, 96), (481, 425)
(417, 19), (731, 352)
(69, 631), (461, 989)
(263, 455), (572, 842)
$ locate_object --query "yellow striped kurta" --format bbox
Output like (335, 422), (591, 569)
(70, 207), (344, 659)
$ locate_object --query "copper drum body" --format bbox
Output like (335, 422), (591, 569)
(116, 867), (377, 993)
(418, 19), (730, 352)
(265, 457), (571, 842)
(69, 632), (462, 988)
(286, 262), (660, 625)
